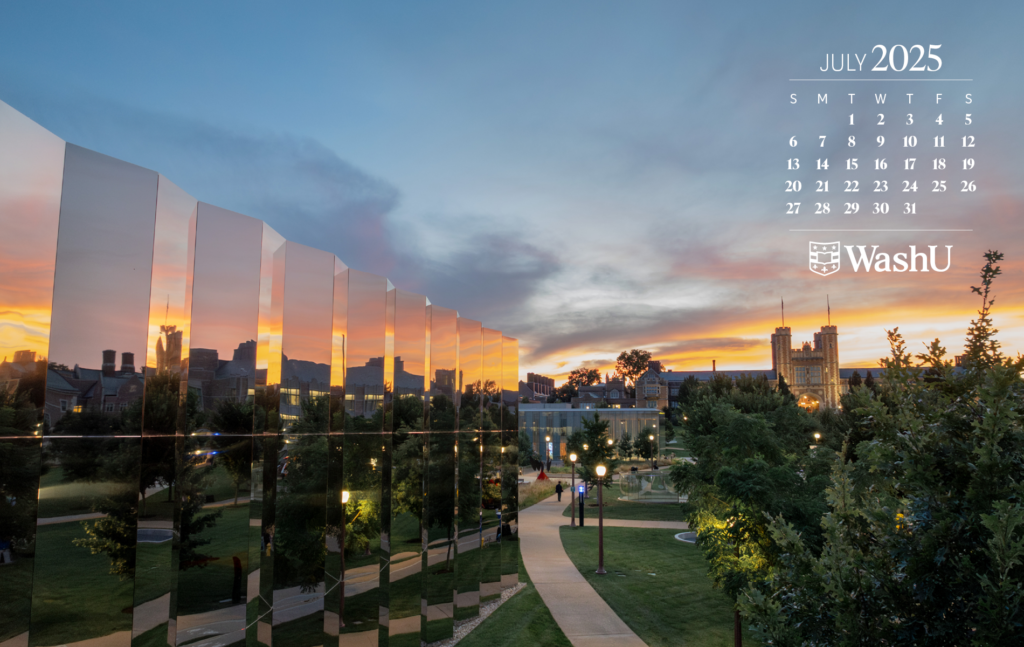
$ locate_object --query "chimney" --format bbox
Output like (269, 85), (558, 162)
(102, 350), (117, 377)
(712, 359), (716, 372)
(120, 352), (135, 374)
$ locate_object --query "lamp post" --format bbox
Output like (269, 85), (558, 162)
(649, 433), (656, 470)
(595, 465), (607, 575)
(340, 490), (349, 627)
(582, 444), (589, 496)
(569, 452), (578, 528)
(812, 432), (821, 449)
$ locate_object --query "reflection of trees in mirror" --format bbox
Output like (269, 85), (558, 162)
(0, 396), (45, 567)
(273, 396), (330, 592)
(177, 446), (223, 571)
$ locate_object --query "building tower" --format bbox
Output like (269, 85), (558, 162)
(818, 325), (840, 408)
(771, 327), (793, 387)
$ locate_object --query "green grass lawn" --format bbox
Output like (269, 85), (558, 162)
(560, 527), (751, 647)
(561, 491), (686, 522)
(457, 562), (571, 647)
(518, 479), (556, 510)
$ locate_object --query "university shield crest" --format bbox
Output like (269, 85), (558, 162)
(809, 241), (840, 276)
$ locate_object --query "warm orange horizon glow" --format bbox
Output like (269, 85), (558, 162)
(0, 102), (65, 364)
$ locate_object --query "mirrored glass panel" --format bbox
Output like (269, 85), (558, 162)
(500, 336), (519, 588)
(422, 305), (457, 643)
(176, 204), (263, 647)
(251, 222), (285, 646)
(479, 329), (503, 603)
(133, 175), (197, 647)
(454, 318), (481, 622)
(340, 270), (387, 646)
(0, 101), (64, 437)
(271, 241), (334, 646)
(324, 257), (348, 643)
(388, 290), (427, 647)
(33, 143), (158, 647)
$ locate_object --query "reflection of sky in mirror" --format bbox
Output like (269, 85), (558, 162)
(394, 290), (426, 385)
(330, 258), (348, 388)
(281, 240), (334, 367)
(458, 318), (481, 391)
(48, 145), (156, 369)
(146, 176), (196, 369)
(0, 100), (63, 362)
(502, 336), (518, 400)
(257, 223), (286, 382)
(429, 305), (458, 397)
(346, 269), (386, 385)
(482, 328), (502, 393)
(189, 204), (263, 359)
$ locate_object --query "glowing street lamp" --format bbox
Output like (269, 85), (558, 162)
(649, 434), (656, 470)
(595, 465), (607, 575)
(569, 452), (578, 528)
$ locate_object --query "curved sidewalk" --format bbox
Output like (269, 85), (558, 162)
(519, 494), (687, 647)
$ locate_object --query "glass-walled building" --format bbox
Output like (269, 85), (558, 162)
(0, 100), (519, 647)
(519, 403), (662, 463)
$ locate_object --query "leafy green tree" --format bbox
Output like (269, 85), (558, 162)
(566, 367), (601, 388)
(669, 377), (824, 646)
(742, 250), (1024, 646)
(616, 432), (633, 460)
(273, 396), (330, 591)
(565, 414), (619, 490)
(615, 349), (652, 394)
(847, 369), (862, 388)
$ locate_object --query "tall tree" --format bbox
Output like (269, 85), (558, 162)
(615, 349), (653, 392)
(566, 367), (601, 388)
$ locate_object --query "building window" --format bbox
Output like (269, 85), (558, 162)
(610, 390), (619, 398)
(105, 403), (114, 413)
(60, 400), (68, 412)
(119, 403), (128, 411)
(645, 385), (659, 396)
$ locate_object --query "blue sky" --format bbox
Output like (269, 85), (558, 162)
(3, 1), (1024, 378)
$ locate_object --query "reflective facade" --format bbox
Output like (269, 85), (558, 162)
(0, 100), (518, 647)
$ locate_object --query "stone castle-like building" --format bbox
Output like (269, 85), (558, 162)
(771, 325), (841, 410)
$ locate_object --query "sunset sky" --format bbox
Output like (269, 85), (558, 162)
(2, 2), (1024, 382)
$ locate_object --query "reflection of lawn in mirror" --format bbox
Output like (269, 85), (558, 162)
(30, 522), (134, 646)
(133, 540), (173, 604)
(0, 555), (33, 642)
(36, 467), (124, 518)
(560, 527), (751, 646)
(176, 504), (250, 616)
(139, 464), (243, 520)
(561, 493), (685, 522)
(38, 465), (243, 521)
(270, 611), (323, 647)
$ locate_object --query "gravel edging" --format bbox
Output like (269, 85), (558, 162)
(425, 582), (528, 647)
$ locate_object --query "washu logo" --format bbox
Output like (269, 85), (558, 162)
(809, 242), (953, 274)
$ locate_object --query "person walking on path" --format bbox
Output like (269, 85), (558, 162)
(555, 481), (563, 502)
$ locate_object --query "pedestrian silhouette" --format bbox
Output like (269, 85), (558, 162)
(555, 481), (563, 502)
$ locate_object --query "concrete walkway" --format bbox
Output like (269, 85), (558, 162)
(520, 493), (686, 647)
